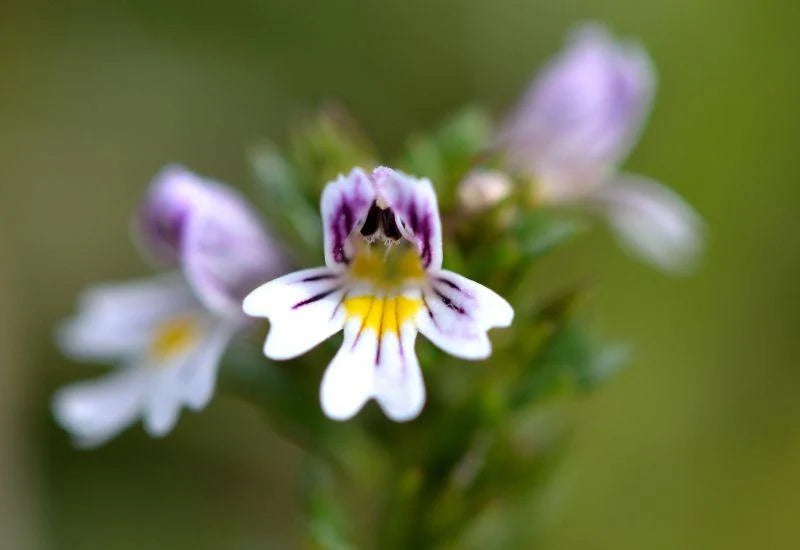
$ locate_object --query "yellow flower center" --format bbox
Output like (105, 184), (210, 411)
(348, 244), (425, 288)
(344, 295), (421, 335)
(150, 316), (198, 360)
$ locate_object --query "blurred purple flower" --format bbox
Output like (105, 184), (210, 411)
(135, 166), (286, 316)
(497, 23), (703, 272)
(54, 167), (287, 446)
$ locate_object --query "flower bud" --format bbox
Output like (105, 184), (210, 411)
(457, 169), (513, 213)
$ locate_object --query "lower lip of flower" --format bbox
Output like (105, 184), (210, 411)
(343, 295), (421, 337)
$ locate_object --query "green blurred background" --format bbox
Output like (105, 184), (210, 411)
(1, 0), (798, 548)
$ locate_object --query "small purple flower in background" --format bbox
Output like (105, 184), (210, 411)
(244, 167), (513, 422)
(496, 23), (703, 272)
(53, 166), (286, 447)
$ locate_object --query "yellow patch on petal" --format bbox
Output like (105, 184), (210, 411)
(344, 295), (421, 335)
(151, 317), (198, 360)
(349, 245), (425, 288)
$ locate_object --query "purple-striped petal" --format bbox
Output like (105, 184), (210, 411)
(320, 310), (425, 422)
(320, 168), (376, 267)
(243, 267), (348, 360)
(319, 167), (444, 271)
(372, 167), (443, 270)
(416, 270), (513, 360)
(497, 23), (655, 179)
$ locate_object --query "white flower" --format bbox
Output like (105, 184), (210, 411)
(497, 23), (703, 272)
(244, 167), (513, 422)
(53, 166), (286, 447)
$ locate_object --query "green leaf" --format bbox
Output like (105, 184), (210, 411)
(512, 210), (585, 263)
(288, 104), (379, 195)
(249, 143), (323, 265)
(399, 107), (492, 207)
(510, 320), (630, 408)
(301, 458), (358, 550)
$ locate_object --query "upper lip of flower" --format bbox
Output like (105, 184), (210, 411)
(135, 165), (287, 321)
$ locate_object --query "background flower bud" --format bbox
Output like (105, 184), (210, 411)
(457, 169), (513, 212)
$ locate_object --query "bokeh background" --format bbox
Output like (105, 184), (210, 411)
(2, 0), (799, 548)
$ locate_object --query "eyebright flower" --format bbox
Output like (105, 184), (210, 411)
(53, 166), (285, 447)
(496, 23), (703, 272)
(243, 167), (513, 422)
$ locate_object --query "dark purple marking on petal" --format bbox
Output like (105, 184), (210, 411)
(394, 302), (406, 374)
(418, 211), (433, 268)
(331, 289), (349, 321)
(299, 272), (340, 283)
(331, 198), (354, 264)
(375, 297), (385, 365)
(326, 170), (378, 266)
(292, 286), (341, 310)
(399, 195), (432, 268)
(433, 288), (467, 315)
(408, 199), (419, 231)
(435, 277), (462, 292)
(434, 278), (478, 305)
(421, 294), (439, 329)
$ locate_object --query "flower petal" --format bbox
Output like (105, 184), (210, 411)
(593, 174), (704, 273)
(135, 165), (286, 318)
(372, 167), (443, 270)
(243, 267), (348, 360)
(57, 274), (197, 362)
(52, 366), (149, 448)
(143, 364), (185, 437)
(321, 168), (376, 266)
(373, 322), (425, 421)
(134, 165), (204, 265)
(126, 315), (232, 438)
(181, 182), (286, 319)
(321, 295), (427, 421)
(179, 321), (237, 410)
(417, 271), (513, 360)
(319, 317), (376, 420)
(498, 23), (655, 178)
